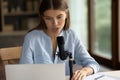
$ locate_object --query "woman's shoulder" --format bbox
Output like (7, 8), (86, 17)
(64, 28), (78, 38)
(26, 30), (43, 36)
(24, 30), (44, 39)
(61, 29), (80, 43)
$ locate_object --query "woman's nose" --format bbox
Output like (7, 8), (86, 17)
(53, 19), (58, 26)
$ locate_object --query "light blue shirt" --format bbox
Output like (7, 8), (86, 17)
(19, 29), (99, 75)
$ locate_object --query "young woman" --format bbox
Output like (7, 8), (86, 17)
(19, 0), (99, 80)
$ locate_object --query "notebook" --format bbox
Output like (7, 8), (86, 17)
(5, 64), (66, 80)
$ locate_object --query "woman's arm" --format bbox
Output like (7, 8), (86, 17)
(71, 31), (99, 80)
(19, 34), (34, 64)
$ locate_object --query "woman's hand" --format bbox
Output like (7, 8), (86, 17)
(71, 67), (93, 80)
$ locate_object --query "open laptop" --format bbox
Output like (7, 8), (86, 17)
(5, 64), (66, 80)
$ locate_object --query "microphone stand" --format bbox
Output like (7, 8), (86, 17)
(57, 36), (74, 80)
(68, 53), (74, 80)
(58, 51), (74, 80)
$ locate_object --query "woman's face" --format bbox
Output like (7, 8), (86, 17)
(42, 9), (67, 37)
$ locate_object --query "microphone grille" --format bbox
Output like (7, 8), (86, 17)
(57, 36), (64, 45)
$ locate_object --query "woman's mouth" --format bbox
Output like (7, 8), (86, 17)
(52, 28), (59, 33)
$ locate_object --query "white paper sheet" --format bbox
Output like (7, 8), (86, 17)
(85, 73), (120, 80)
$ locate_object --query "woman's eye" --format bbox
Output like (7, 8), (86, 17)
(44, 17), (52, 20)
(45, 17), (52, 20)
(57, 16), (62, 19)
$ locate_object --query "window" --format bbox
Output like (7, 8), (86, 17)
(94, 0), (112, 59)
(89, 0), (120, 69)
(69, 0), (120, 69)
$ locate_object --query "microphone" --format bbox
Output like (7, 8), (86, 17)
(57, 36), (74, 80)
(57, 36), (69, 60)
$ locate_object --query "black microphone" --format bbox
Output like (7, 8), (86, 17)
(57, 36), (69, 60)
(57, 36), (74, 80)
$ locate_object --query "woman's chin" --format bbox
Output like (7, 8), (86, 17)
(52, 31), (60, 36)
(52, 30), (60, 35)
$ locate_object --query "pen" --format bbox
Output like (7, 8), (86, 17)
(94, 75), (104, 80)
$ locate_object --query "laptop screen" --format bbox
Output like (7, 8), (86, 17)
(5, 64), (66, 80)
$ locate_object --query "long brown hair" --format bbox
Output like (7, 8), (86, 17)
(29, 0), (70, 32)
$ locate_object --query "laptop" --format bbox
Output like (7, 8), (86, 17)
(5, 64), (66, 80)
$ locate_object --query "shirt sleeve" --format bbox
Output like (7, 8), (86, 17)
(19, 33), (34, 64)
(73, 31), (99, 73)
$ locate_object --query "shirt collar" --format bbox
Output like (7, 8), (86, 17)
(58, 30), (64, 37)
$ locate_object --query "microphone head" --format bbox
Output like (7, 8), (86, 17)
(57, 36), (67, 60)
(57, 36), (65, 46)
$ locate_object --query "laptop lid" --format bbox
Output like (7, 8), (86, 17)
(5, 64), (65, 80)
